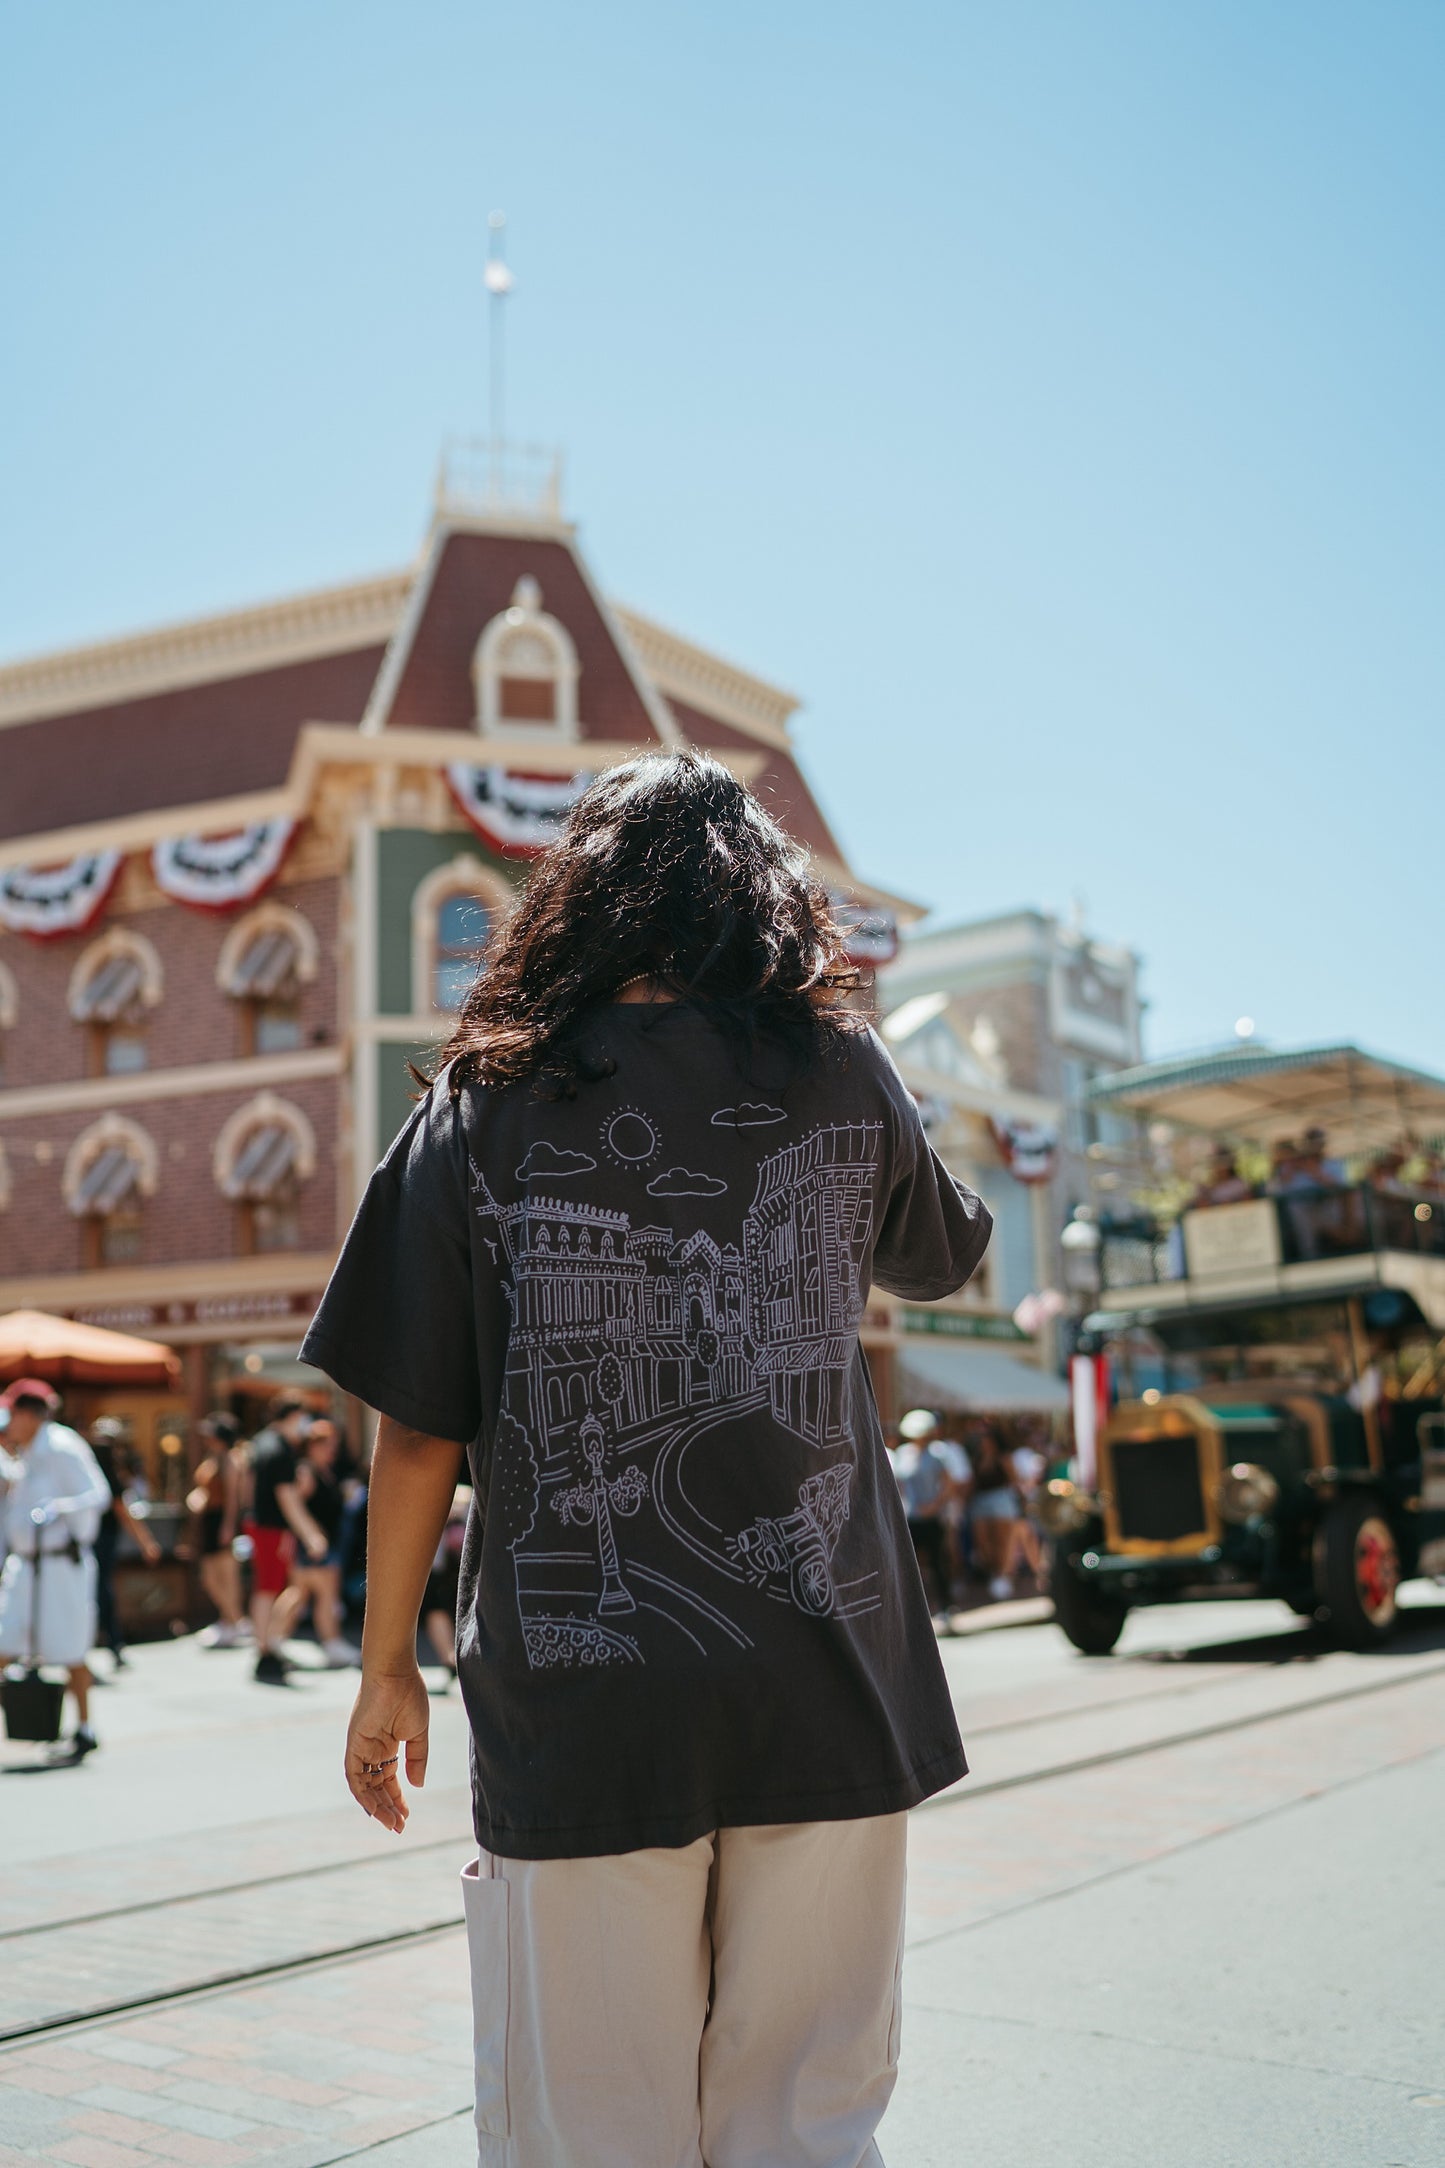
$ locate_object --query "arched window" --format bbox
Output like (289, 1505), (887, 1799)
(64, 1114), (158, 1269)
(217, 904), (319, 1056)
(68, 930), (163, 1078)
(472, 576), (580, 737)
(213, 1093), (317, 1256)
(0, 958), (15, 1085)
(411, 858), (513, 1015)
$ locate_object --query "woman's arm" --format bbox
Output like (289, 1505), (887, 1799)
(345, 1415), (465, 1833)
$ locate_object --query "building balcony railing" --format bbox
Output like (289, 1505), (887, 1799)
(435, 437), (564, 521)
(1099, 1185), (1445, 1292)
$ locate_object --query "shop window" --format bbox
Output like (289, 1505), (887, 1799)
(472, 576), (580, 737)
(213, 1093), (316, 1256)
(68, 930), (163, 1078)
(216, 904), (319, 1056)
(411, 858), (511, 1017)
(64, 1114), (158, 1270)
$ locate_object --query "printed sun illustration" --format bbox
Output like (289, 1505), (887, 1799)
(601, 1106), (662, 1167)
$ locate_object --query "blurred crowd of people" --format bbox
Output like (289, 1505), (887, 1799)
(0, 1387), (394, 1761)
(1189, 1125), (1445, 1211)
(887, 1406), (1056, 1629)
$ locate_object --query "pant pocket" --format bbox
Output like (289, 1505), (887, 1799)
(461, 1858), (511, 2139)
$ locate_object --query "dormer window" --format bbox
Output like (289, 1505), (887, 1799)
(472, 576), (579, 738)
(217, 904), (319, 1056)
(68, 930), (163, 1077)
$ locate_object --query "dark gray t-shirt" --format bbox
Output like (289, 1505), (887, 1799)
(302, 1007), (991, 1859)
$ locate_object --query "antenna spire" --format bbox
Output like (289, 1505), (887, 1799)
(484, 212), (514, 496)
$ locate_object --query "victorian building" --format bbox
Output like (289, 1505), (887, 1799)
(0, 451), (909, 1478)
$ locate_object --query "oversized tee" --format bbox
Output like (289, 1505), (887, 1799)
(302, 1006), (992, 1859)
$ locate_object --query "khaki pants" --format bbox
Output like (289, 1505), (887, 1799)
(463, 1814), (906, 2168)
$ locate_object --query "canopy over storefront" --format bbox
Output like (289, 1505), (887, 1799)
(0, 1308), (180, 1388)
(897, 1339), (1071, 1415)
(1086, 1043), (1445, 1159)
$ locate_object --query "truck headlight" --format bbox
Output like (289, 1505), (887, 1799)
(1038, 1478), (1096, 1535)
(1214, 1463), (1280, 1524)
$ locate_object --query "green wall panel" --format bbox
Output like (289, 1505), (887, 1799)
(375, 1039), (434, 1161)
(376, 829), (461, 1016)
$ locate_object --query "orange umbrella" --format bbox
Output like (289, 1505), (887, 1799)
(0, 1309), (180, 1389)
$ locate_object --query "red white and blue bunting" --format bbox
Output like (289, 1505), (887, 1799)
(151, 820), (297, 912)
(832, 897), (899, 968)
(446, 764), (595, 860)
(991, 1118), (1060, 1185)
(0, 851), (123, 940)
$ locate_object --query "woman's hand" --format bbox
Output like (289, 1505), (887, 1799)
(345, 1664), (431, 1833)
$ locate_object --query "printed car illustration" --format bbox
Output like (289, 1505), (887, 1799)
(728, 1463), (852, 1616)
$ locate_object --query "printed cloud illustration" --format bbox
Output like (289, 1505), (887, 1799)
(516, 1142), (598, 1181)
(647, 1165), (728, 1198)
(711, 1102), (788, 1129)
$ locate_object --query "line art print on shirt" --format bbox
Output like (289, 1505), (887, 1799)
(601, 1107), (662, 1165)
(516, 1141), (597, 1182)
(471, 1116), (884, 1666)
(712, 1102), (787, 1128)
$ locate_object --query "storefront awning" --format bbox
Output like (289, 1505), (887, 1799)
(897, 1339), (1071, 1415)
(0, 1309), (180, 1388)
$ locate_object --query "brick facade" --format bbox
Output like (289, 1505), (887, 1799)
(0, 865), (341, 1093)
(0, 1071), (339, 1280)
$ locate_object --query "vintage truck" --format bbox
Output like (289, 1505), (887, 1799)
(1046, 1044), (1445, 1652)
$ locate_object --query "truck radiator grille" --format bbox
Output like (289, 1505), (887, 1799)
(1109, 1435), (1206, 1544)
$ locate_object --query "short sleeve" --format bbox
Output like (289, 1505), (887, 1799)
(866, 1031), (993, 1300)
(301, 1082), (481, 1445)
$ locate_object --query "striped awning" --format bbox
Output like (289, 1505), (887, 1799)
(229, 927), (301, 1000)
(75, 1146), (143, 1216)
(72, 953), (144, 1024)
(229, 1122), (297, 1200)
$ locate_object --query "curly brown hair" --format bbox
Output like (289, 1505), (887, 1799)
(431, 749), (860, 1097)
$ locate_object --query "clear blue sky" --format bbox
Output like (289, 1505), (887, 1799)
(2, 2), (1440, 1067)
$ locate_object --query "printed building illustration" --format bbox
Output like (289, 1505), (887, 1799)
(472, 1118), (881, 1462)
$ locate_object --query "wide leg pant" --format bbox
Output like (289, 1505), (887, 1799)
(463, 1813), (907, 2168)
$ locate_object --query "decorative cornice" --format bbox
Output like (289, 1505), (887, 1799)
(0, 570), (413, 730)
(0, 1044), (344, 1124)
(0, 725), (768, 870)
(613, 605), (799, 748)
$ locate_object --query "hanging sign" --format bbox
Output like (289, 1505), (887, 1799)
(991, 1117), (1060, 1185)
(0, 851), (123, 940)
(445, 765), (595, 860)
(832, 897), (899, 967)
(151, 819), (297, 912)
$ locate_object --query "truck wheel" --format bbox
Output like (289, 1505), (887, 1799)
(1315, 1496), (1401, 1648)
(1050, 1549), (1127, 1655)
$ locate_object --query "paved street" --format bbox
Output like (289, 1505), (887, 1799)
(3, 1590), (1444, 2168)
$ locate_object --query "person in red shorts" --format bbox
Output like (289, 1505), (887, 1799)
(244, 1396), (327, 1684)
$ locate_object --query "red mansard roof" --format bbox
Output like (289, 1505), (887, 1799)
(382, 531), (664, 743)
(0, 645), (386, 845)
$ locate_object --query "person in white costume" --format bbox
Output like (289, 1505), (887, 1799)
(0, 1378), (111, 1761)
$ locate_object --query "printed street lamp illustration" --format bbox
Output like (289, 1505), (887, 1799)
(553, 1412), (647, 1615)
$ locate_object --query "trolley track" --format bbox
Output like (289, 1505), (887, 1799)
(5, 1626), (1445, 2053)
